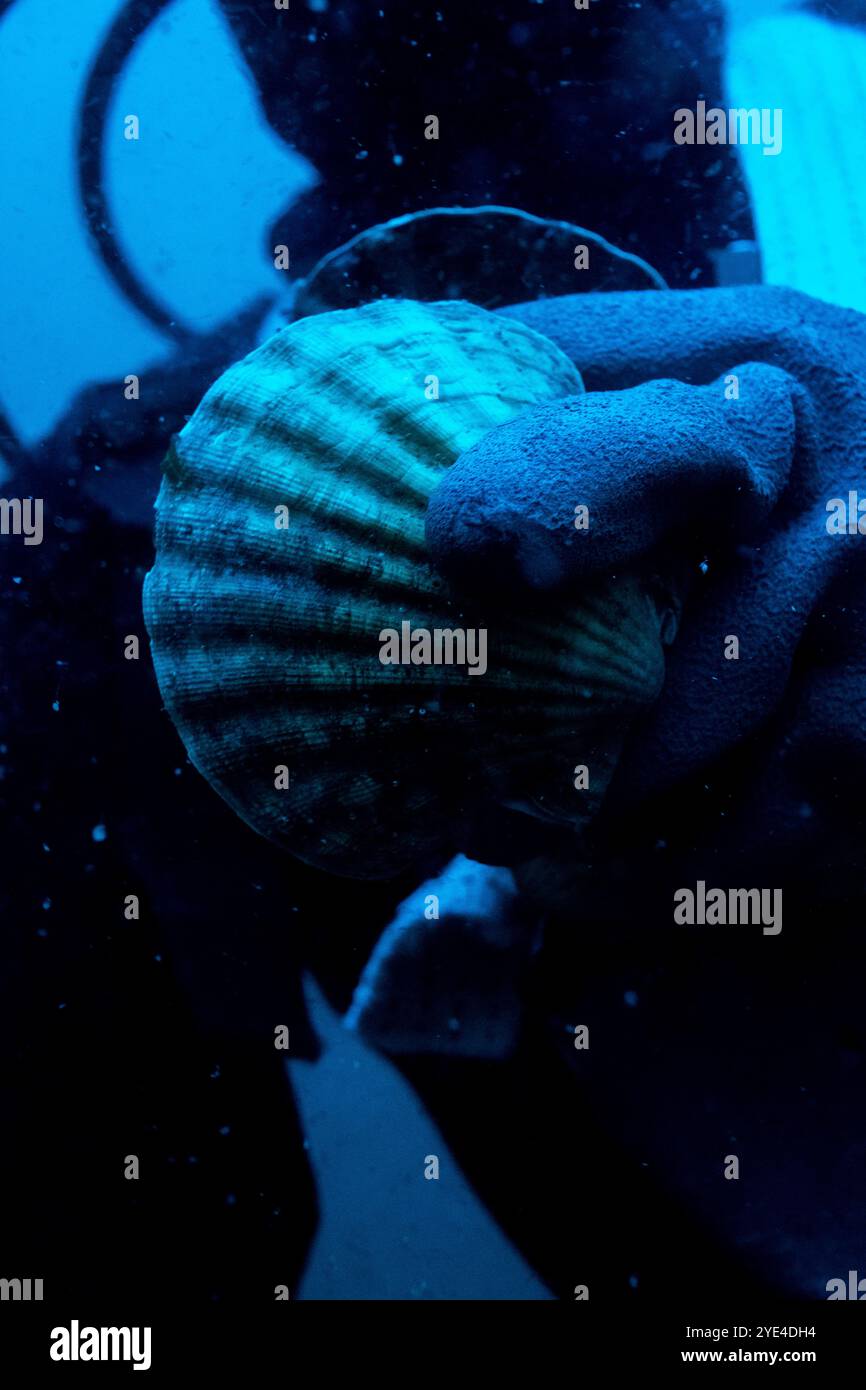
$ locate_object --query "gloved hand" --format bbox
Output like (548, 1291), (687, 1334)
(344, 854), (538, 1060)
(426, 285), (866, 883)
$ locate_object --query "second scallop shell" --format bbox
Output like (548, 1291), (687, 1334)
(143, 298), (668, 877)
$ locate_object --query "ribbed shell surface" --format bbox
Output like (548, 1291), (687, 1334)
(144, 299), (667, 877)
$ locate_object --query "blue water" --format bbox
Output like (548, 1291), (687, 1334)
(0, 0), (312, 447)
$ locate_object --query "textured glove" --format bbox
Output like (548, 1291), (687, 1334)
(427, 285), (866, 883)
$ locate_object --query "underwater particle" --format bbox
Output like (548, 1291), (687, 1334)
(629, 1274), (639, 1289)
(225, 1193), (237, 1206)
(355, 149), (369, 160)
(41, 898), (51, 911)
(12, 576), (21, 585)
(36, 928), (48, 939)
(51, 700), (60, 712)
(91, 824), (107, 843)
(218, 1125), (231, 1137)
(393, 153), (403, 166)
(210, 1065), (221, 1079)
(57, 1002), (66, 1010)
(624, 990), (639, 1008)
(799, 802), (813, 819)
(699, 558), (709, 574)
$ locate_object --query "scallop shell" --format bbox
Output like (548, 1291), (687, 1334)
(143, 298), (668, 878)
(292, 205), (666, 321)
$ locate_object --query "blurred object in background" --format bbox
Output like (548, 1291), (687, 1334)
(723, 0), (866, 311)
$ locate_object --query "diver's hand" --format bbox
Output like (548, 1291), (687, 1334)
(428, 284), (866, 586)
(426, 285), (866, 802)
(344, 854), (536, 1060)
